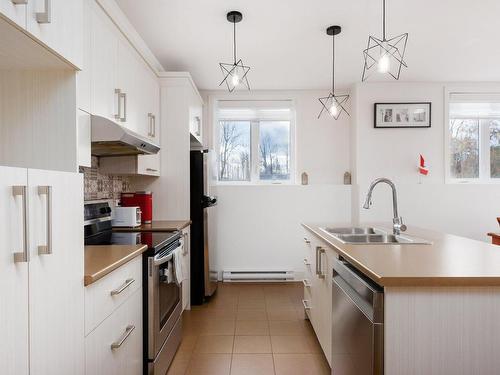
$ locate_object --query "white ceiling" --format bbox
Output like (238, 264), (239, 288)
(116, 0), (500, 91)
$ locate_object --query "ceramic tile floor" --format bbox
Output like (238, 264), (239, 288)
(166, 282), (330, 375)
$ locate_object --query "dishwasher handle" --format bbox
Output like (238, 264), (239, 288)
(332, 258), (384, 324)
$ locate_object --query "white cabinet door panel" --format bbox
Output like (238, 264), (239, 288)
(26, 0), (83, 68)
(0, 0), (27, 28)
(117, 34), (144, 135)
(90, 0), (118, 120)
(0, 166), (29, 375)
(28, 169), (84, 375)
(85, 289), (143, 375)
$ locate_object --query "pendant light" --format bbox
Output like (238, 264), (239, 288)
(318, 26), (350, 120)
(219, 11), (251, 92)
(362, 0), (408, 81)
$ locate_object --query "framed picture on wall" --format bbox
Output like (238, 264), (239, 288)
(374, 102), (431, 128)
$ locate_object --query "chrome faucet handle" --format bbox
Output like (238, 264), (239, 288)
(393, 217), (407, 234)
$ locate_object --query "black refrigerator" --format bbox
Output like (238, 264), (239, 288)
(190, 150), (218, 305)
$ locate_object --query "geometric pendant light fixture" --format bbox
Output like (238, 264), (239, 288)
(362, 0), (408, 81)
(318, 25), (350, 120)
(219, 11), (251, 92)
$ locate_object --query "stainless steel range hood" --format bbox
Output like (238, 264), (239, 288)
(91, 115), (160, 157)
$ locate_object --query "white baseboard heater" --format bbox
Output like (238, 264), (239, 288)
(222, 270), (295, 282)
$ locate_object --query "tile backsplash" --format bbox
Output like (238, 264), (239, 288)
(81, 156), (131, 201)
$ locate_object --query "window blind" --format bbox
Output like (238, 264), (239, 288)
(449, 93), (500, 118)
(217, 100), (294, 120)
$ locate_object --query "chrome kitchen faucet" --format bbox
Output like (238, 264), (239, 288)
(363, 178), (407, 235)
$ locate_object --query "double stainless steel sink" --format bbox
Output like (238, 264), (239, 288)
(320, 227), (432, 245)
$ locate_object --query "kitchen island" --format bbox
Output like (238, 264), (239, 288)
(302, 223), (500, 375)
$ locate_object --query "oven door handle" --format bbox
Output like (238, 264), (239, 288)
(153, 253), (173, 267)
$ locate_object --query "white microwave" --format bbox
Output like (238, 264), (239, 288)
(112, 206), (141, 227)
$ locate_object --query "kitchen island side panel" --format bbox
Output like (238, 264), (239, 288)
(384, 287), (500, 375)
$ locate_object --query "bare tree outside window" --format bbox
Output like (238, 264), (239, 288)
(259, 121), (291, 181)
(219, 121), (250, 181)
(449, 119), (479, 178)
(490, 120), (500, 178)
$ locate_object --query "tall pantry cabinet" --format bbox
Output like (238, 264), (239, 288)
(0, 166), (84, 375)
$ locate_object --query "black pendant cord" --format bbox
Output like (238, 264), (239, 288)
(382, 0), (386, 41)
(233, 20), (237, 65)
(331, 33), (335, 95)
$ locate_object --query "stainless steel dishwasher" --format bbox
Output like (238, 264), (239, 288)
(331, 258), (384, 375)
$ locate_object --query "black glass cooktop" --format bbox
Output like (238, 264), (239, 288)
(85, 230), (180, 253)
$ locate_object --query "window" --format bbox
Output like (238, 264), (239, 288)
(447, 93), (500, 182)
(216, 100), (294, 184)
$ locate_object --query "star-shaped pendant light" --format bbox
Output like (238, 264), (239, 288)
(219, 11), (251, 92)
(362, 0), (408, 81)
(318, 26), (350, 120)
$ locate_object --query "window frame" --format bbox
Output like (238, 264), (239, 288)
(214, 103), (296, 186)
(444, 86), (500, 184)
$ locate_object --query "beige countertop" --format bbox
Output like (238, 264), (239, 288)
(84, 244), (148, 286)
(303, 223), (500, 287)
(113, 220), (191, 232)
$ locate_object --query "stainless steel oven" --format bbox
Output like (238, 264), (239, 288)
(146, 236), (183, 375)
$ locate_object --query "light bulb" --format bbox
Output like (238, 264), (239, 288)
(231, 72), (240, 86)
(378, 49), (391, 73)
(329, 103), (340, 117)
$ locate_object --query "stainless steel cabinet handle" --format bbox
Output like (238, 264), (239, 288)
(111, 325), (135, 350)
(114, 89), (126, 122)
(147, 113), (153, 136)
(303, 258), (310, 266)
(38, 186), (52, 255)
(13, 186), (29, 263)
(114, 89), (122, 120)
(122, 92), (127, 122)
(304, 237), (310, 244)
(110, 278), (135, 296)
(36, 0), (51, 24)
(302, 300), (311, 310)
(146, 168), (158, 172)
(12, 0), (28, 4)
(302, 279), (311, 288)
(317, 248), (326, 279)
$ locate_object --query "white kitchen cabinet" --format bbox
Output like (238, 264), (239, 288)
(181, 226), (191, 311)
(85, 289), (143, 375)
(85, 255), (142, 336)
(28, 168), (84, 375)
(26, 0), (83, 68)
(89, 0), (160, 141)
(0, 166), (84, 375)
(77, 110), (91, 168)
(0, 0), (27, 28)
(302, 227), (336, 367)
(0, 166), (29, 375)
(99, 154), (160, 177)
(90, 0), (118, 122)
(76, 0), (91, 113)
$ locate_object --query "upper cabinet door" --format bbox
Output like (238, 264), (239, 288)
(26, 0), (83, 68)
(90, 0), (118, 121)
(0, 166), (29, 375)
(0, 0), (27, 29)
(117, 33), (147, 136)
(28, 169), (84, 375)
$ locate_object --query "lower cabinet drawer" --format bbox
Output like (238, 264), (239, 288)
(85, 256), (142, 335)
(85, 289), (143, 375)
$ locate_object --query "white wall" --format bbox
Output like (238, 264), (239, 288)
(201, 90), (352, 278)
(210, 185), (351, 278)
(352, 82), (500, 241)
